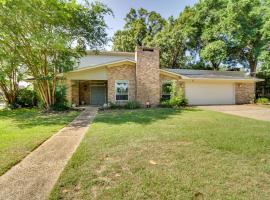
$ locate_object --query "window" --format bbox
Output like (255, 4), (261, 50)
(115, 80), (128, 101)
(161, 81), (172, 100)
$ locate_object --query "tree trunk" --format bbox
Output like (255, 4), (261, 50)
(248, 58), (257, 77)
(211, 61), (219, 71)
(0, 69), (18, 106)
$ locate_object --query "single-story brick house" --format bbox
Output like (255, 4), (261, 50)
(64, 46), (262, 106)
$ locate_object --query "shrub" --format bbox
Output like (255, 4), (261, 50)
(16, 87), (38, 107)
(256, 97), (269, 104)
(107, 101), (141, 110)
(160, 81), (188, 108)
(50, 85), (70, 111)
(108, 102), (123, 109)
(124, 101), (141, 109)
(159, 100), (171, 108)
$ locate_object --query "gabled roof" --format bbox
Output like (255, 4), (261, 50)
(161, 68), (263, 81)
(69, 58), (136, 73)
(86, 50), (135, 57)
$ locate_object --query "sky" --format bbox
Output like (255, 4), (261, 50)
(97, 0), (198, 50)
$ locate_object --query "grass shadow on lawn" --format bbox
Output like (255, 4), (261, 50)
(0, 108), (80, 175)
(96, 107), (201, 125)
(0, 108), (79, 129)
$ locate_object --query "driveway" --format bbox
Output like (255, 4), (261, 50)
(199, 105), (270, 122)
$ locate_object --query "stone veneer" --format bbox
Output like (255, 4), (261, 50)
(107, 64), (136, 103)
(136, 46), (160, 106)
(235, 83), (255, 104)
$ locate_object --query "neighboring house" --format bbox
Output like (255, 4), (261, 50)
(64, 46), (262, 106)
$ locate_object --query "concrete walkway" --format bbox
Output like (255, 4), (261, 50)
(0, 107), (98, 200)
(199, 105), (270, 122)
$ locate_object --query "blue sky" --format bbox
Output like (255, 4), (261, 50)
(97, 0), (198, 49)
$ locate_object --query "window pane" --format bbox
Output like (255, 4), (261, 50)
(161, 94), (171, 100)
(162, 82), (172, 95)
(116, 95), (128, 101)
(116, 82), (128, 95)
(116, 81), (129, 100)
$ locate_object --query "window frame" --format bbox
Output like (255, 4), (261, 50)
(115, 80), (129, 101)
(161, 81), (172, 100)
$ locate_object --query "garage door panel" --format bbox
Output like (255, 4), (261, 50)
(185, 82), (235, 105)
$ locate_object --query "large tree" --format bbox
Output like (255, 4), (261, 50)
(0, 0), (111, 109)
(200, 40), (227, 70)
(150, 7), (197, 68)
(187, 0), (228, 69)
(222, 0), (268, 76)
(113, 1), (269, 73)
(0, 45), (22, 106)
(258, 0), (270, 73)
(112, 8), (165, 52)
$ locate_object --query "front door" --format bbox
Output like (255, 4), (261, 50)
(91, 86), (106, 105)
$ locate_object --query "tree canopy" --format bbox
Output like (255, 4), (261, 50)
(112, 8), (165, 52)
(112, 0), (270, 73)
(0, 0), (111, 108)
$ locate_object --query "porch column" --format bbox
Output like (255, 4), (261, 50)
(71, 81), (79, 106)
(65, 79), (72, 105)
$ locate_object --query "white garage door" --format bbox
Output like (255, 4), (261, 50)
(185, 82), (235, 105)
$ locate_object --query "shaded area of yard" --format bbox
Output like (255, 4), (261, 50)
(50, 108), (270, 199)
(0, 109), (79, 175)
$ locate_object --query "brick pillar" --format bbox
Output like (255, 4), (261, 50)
(65, 79), (72, 105)
(135, 46), (160, 106)
(235, 83), (255, 104)
(71, 81), (79, 106)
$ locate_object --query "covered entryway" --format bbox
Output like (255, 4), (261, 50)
(78, 80), (107, 105)
(185, 82), (235, 105)
(91, 86), (106, 105)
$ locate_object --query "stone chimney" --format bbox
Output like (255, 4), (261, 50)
(135, 46), (160, 106)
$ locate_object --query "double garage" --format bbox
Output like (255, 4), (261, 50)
(185, 82), (235, 105)
(161, 69), (259, 106)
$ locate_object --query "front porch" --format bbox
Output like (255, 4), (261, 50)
(68, 80), (108, 106)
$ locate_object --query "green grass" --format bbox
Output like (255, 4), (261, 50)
(0, 108), (79, 175)
(50, 108), (270, 200)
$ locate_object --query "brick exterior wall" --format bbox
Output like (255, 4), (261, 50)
(136, 46), (160, 106)
(235, 83), (255, 104)
(107, 64), (136, 103)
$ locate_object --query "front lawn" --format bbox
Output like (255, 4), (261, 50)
(0, 109), (79, 175)
(50, 108), (270, 199)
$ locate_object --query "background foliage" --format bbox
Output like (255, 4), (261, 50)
(112, 0), (270, 73)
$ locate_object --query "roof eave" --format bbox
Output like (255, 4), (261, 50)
(159, 69), (189, 79)
(181, 77), (263, 82)
(86, 50), (135, 57)
(68, 59), (136, 74)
